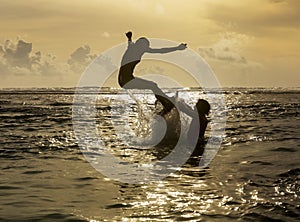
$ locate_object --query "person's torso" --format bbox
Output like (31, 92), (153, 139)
(188, 115), (208, 143)
(121, 45), (145, 66)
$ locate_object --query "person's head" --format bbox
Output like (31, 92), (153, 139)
(196, 99), (210, 116)
(135, 37), (150, 50)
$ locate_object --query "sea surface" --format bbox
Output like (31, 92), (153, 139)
(0, 87), (299, 221)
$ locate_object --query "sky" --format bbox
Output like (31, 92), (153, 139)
(0, 0), (299, 88)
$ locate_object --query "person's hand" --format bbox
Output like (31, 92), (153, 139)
(177, 43), (187, 50)
(125, 31), (132, 40)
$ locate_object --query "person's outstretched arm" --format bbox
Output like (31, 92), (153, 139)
(147, 43), (187, 53)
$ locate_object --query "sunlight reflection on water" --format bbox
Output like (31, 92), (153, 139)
(0, 88), (299, 221)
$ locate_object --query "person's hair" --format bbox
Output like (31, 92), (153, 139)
(196, 99), (210, 115)
(135, 37), (150, 49)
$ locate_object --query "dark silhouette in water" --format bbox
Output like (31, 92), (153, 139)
(156, 97), (210, 156)
(179, 99), (210, 146)
(118, 31), (187, 111)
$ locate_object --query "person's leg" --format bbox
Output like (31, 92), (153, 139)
(124, 77), (175, 111)
(154, 95), (174, 112)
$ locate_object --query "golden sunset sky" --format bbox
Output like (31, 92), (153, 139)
(0, 0), (299, 88)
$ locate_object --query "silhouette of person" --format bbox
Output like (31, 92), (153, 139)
(156, 98), (211, 155)
(118, 31), (187, 111)
(178, 99), (210, 150)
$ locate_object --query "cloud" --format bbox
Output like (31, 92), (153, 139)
(202, 0), (300, 35)
(199, 32), (250, 62)
(101, 32), (111, 38)
(0, 39), (64, 76)
(199, 47), (247, 64)
(3, 40), (33, 69)
(0, 38), (98, 78)
(198, 32), (263, 74)
(67, 45), (97, 73)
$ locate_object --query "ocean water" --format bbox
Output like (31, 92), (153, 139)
(0, 87), (299, 221)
